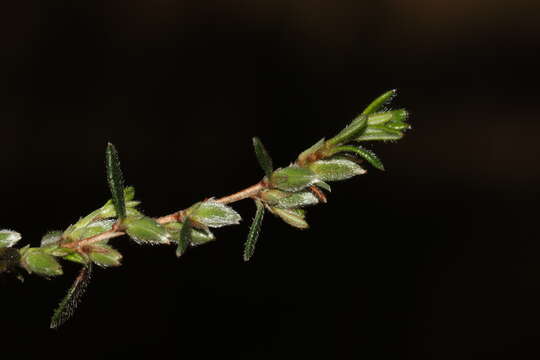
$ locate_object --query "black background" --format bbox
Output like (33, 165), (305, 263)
(1, 1), (540, 359)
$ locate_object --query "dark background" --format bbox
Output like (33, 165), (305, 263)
(1, 1), (540, 359)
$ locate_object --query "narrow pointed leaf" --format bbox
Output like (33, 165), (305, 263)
(0, 230), (21, 248)
(361, 89), (396, 115)
(252, 137), (273, 178)
(326, 115), (368, 147)
(355, 126), (403, 142)
(50, 264), (93, 329)
(243, 199), (264, 262)
(330, 145), (384, 171)
(367, 108), (408, 126)
(176, 218), (192, 257)
(105, 143), (126, 219)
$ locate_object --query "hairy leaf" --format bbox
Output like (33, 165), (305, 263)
(355, 126), (403, 142)
(125, 216), (170, 245)
(270, 207), (309, 229)
(21, 248), (63, 277)
(243, 199), (264, 262)
(361, 89), (396, 115)
(0, 230), (21, 248)
(40, 231), (63, 247)
(326, 115), (368, 147)
(270, 166), (319, 192)
(252, 137), (273, 178)
(89, 245), (122, 267)
(50, 264), (92, 329)
(105, 143), (126, 219)
(330, 145), (384, 171)
(190, 200), (241, 228)
(309, 159), (366, 181)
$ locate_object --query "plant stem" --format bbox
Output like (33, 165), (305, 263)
(64, 181), (267, 250)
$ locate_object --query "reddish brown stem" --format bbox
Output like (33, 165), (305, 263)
(66, 181), (267, 250)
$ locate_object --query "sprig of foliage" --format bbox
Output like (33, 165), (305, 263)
(0, 90), (410, 328)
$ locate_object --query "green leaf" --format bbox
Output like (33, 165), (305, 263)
(64, 219), (116, 242)
(40, 231), (63, 247)
(330, 145), (384, 171)
(326, 114), (368, 147)
(361, 89), (396, 115)
(270, 166), (319, 192)
(309, 159), (366, 182)
(355, 126), (403, 142)
(105, 143), (126, 219)
(252, 137), (273, 178)
(273, 191), (319, 209)
(0, 230), (21, 248)
(50, 264), (92, 329)
(176, 218), (192, 257)
(89, 245), (122, 268)
(124, 216), (170, 245)
(316, 181), (332, 192)
(270, 207), (309, 229)
(297, 138), (325, 164)
(367, 109), (408, 126)
(21, 248), (63, 277)
(243, 199), (265, 262)
(62, 252), (89, 265)
(165, 222), (216, 247)
(189, 200), (241, 228)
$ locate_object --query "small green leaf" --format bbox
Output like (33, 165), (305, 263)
(50, 264), (92, 329)
(367, 109), (408, 126)
(270, 166), (319, 192)
(316, 181), (332, 192)
(0, 230), (21, 248)
(326, 115), (368, 147)
(361, 89), (396, 115)
(330, 145), (384, 171)
(124, 216), (170, 245)
(189, 200), (241, 228)
(64, 219), (116, 242)
(40, 231), (63, 247)
(297, 138), (325, 164)
(309, 159), (366, 182)
(124, 186), (136, 202)
(165, 222), (216, 247)
(355, 126), (403, 142)
(89, 245), (122, 268)
(176, 218), (192, 257)
(243, 199), (265, 262)
(105, 143), (126, 219)
(62, 252), (89, 265)
(21, 248), (63, 277)
(252, 137), (273, 178)
(275, 191), (319, 209)
(270, 207), (309, 229)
